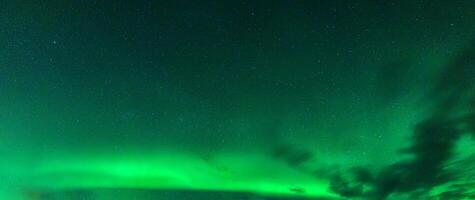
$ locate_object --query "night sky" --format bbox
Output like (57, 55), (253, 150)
(1, 1), (475, 200)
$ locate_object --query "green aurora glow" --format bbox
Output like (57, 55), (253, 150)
(1, 1), (475, 200)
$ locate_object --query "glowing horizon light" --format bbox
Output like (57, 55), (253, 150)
(24, 152), (339, 199)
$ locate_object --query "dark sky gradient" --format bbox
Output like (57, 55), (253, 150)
(1, 1), (475, 199)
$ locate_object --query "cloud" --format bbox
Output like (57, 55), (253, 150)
(271, 144), (314, 167)
(328, 40), (475, 199)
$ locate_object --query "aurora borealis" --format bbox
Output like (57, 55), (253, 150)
(1, 1), (475, 199)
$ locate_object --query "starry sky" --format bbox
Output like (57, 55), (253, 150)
(1, 1), (475, 200)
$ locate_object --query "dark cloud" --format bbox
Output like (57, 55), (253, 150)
(329, 40), (475, 199)
(329, 174), (365, 198)
(370, 118), (462, 199)
(288, 186), (306, 194)
(271, 144), (314, 167)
